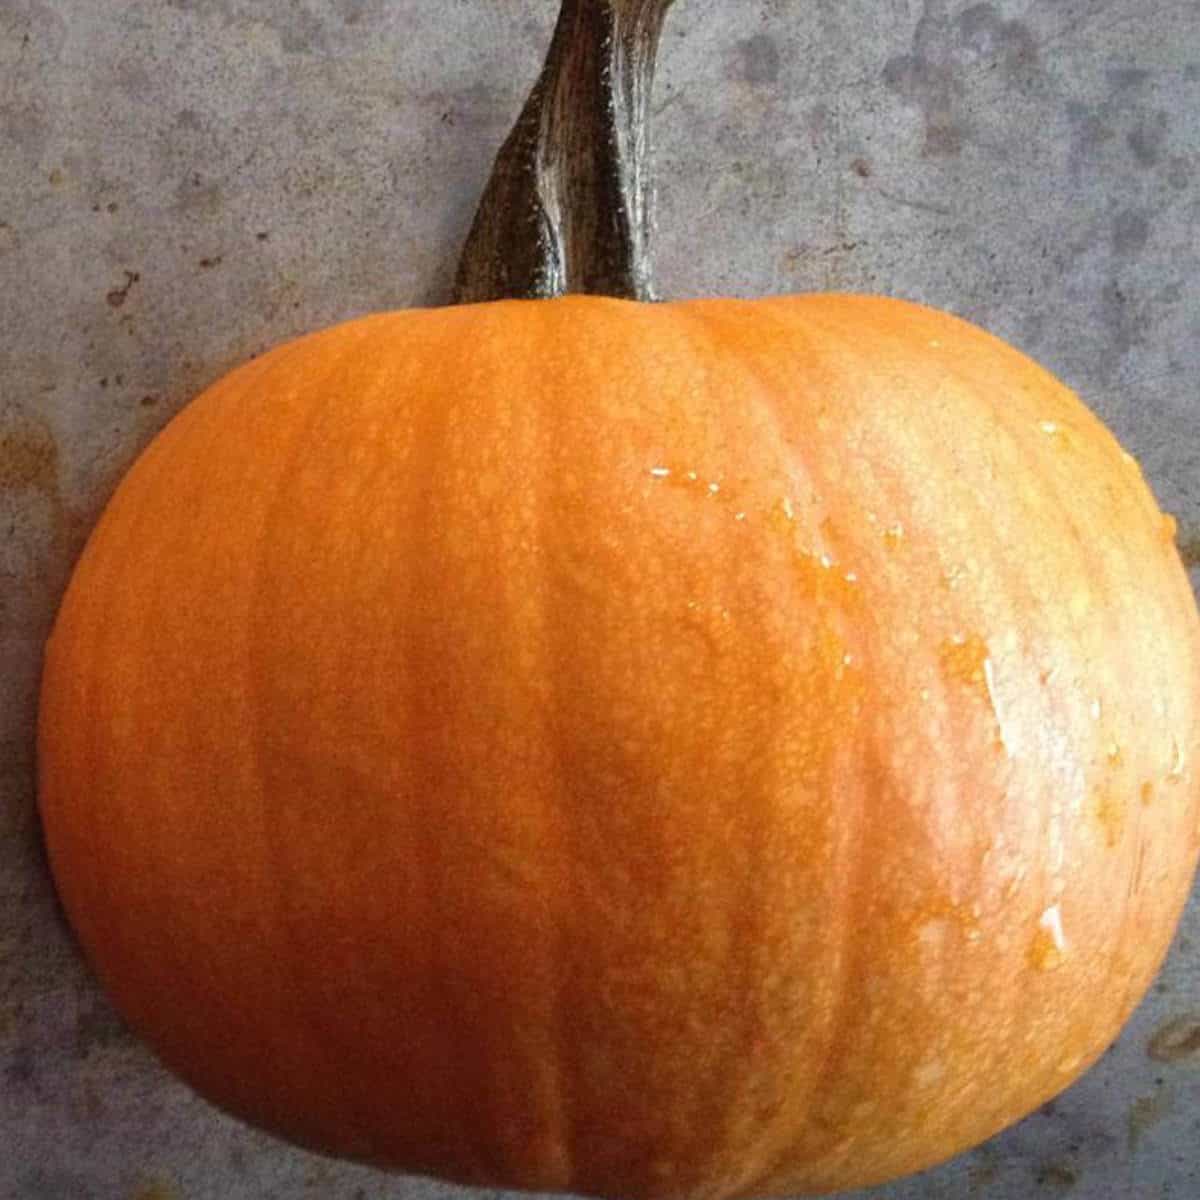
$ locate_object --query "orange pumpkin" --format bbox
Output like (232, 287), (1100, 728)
(38, 293), (1200, 1195)
(37, 4), (1200, 1199)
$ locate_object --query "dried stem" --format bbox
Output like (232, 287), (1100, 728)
(453, 0), (676, 304)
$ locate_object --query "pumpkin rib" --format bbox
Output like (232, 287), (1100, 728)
(475, 297), (577, 1190)
(918, 370), (1082, 1145)
(712, 300), (880, 1192)
(409, 325), (487, 1180)
(1031, 398), (1196, 1029)
(417, 301), (559, 1185)
(734, 302), (876, 1188)
(676, 301), (863, 1195)
(930, 361), (1068, 1123)
(531, 303), (581, 1195)
(1007, 396), (1145, 1040)
(667, 300), (771, 1187)
(249, 328), (391, 1160)
(168, 333), (364, 1153)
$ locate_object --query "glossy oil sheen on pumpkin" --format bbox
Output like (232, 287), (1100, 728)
(38, 294), (1200, 1199)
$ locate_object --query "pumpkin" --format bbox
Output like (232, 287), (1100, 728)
(37, 2), (1200, 1198)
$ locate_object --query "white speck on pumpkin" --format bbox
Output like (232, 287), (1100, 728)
(1168, 736), (1186, 781)
(983, 657), (1015, 759)
(1039, 903), (1067, 953)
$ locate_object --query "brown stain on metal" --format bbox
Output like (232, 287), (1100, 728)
(882, 3), (1037, 159)
(1127, 1090), (1171, 1151)
(0, 406), (72, 617)
(106, 270), (140, 308)
(1035, 1160), (1078, 1190)
(731, 33), (780, 86)
(66, 1077), (108, 1123)
(967, 1145), (1001, 1192)
(4, 1043), (36, 1088)
(0, 408), (66, 554)
(0, 420), (59, 494)
(1148, 1014), (1200, 1064)
(1176, 524), (1200, 569)
(131, 1181), (178, 1200)
(74, 999), (133, 1058)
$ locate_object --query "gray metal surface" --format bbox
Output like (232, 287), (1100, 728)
(2, 1), (1198, 1197)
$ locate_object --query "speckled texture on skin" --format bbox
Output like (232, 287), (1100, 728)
(1, 2), (1198, 1198)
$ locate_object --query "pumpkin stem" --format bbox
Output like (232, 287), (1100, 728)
(453, 0), (676, 304)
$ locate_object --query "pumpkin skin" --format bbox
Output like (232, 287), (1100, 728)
(38, 293), (1200, 1198)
